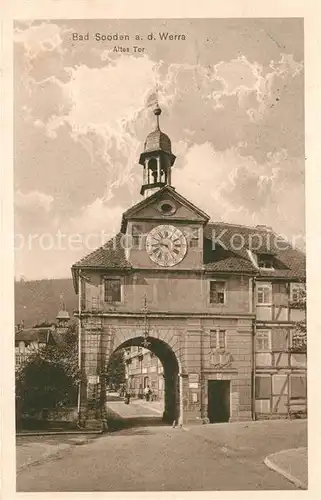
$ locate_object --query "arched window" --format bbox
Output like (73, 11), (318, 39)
(148, 158), (158, 183)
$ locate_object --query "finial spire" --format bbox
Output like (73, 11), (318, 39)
(146, 84), (162, 130)
(153, 103), (162, 130)
(59, 293), (65, 310)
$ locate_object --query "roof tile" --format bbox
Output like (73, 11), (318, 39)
(15, 328), (52, 343)
(71, 222), (305, 279)
(72, 233), (132, 270)
(204, 222), (305, 278)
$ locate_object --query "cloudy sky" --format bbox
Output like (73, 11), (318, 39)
(14, 18), (304, 280)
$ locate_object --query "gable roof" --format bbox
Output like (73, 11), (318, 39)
(120, 186), (210, 232)
(15, 327), (54, 344)
(72, 233), (131, 270)
(203, 222), (305, 279)
(71, 233), (132, 292)
(71, 220), (305, 287)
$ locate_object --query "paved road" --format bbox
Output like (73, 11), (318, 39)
(105, 392), (166, 430)
(107, 397), (163, 418)
(16, 419), (306, 492)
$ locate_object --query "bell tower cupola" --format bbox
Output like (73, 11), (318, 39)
(56, 293), (70, 334)
(139, 103), (176, 198)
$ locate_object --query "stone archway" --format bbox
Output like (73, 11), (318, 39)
(111, 336), (180, 424)
(79, 322), (186, 428)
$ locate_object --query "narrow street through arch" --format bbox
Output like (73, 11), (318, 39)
(105, 390), (166, 431)
(104, 336), (181, 430)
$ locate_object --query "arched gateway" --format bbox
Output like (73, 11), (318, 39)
(76, 317), (187, 428)
(110, 334), (181, 424)
(72, 100), (306, 429)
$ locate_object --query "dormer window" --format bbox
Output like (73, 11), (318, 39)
(257, 254), (275, 270)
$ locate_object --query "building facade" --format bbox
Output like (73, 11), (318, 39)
(124, 346), (164, 400)
(15, 307), (71, 367)
(72, 103), (306, 426)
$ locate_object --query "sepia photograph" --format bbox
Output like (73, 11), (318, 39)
(13, 17), (307, 492)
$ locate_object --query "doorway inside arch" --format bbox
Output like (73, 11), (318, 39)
(105, 336), (180, 428)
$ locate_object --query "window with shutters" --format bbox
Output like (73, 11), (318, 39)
(104, 278), (121, 303)
(209, 281), (226, 304)
(210, 329), (227, 349)
(256, 282), (272, 305)
(256, 330), (271, 351)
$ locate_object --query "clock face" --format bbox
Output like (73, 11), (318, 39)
(146, 224), (187, 267)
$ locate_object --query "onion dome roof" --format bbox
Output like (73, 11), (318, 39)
(143, 129), (172, 154)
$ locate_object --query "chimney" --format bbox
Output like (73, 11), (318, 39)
(256, 224), (272, 231)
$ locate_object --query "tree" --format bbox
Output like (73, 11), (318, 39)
(32, 321), (54, 328)
(105, 349), (126, 390)
(16, 325), (80, 417)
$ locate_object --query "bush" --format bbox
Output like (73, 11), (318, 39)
(16, 326), (80, 418)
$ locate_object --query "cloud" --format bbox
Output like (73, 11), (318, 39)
(161, 54), (303, 124)
(15, 190), (54, 213)
(15, 196), (126, 281)
(40, 52), (304, 157)
(37, 55), (162, 209)
(51, 56), (159, 136)
(14, 21), (304, 278)
(174, 143), (304, 245)
(14, 22), (65, 60)
(65, 198), (124, 238)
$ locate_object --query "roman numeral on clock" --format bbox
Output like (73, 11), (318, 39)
(146, 224), (187, 267)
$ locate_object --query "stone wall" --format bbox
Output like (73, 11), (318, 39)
(79, 314), (254, 425)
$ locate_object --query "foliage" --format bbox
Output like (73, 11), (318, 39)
(32, 321), (55, 328)
(16, 325), (80, 414)
(289, 284), (307, 353)
(105, 349), (126, 389)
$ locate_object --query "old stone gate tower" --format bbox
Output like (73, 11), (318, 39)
(72, 103), (306, 427)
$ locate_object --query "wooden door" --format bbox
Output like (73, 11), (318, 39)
(208, 380), (230, 423)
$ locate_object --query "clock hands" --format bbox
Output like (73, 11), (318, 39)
(146, 225), (187, 267)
